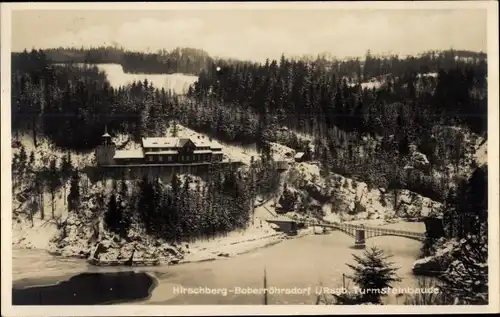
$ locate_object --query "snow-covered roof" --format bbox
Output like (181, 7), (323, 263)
(142, 137), (179, 148)
(113, 149), (144, 159)
(210, 140), (222, 149)
(191, 136), (212, 147)
(294, 152), (305, 159)
(142, 136), (223, 149)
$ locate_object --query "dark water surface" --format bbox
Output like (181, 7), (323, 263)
(12, 272), (156, 305)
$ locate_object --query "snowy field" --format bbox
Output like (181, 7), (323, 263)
(53, 63), (198, 94)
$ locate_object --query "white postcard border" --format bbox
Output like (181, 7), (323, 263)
(1, 1), (498, 315)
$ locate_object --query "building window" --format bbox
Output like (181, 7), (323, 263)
(148, 156), (153, 162)
(168, 156), (172, 162)
(159, 156), (163, 162)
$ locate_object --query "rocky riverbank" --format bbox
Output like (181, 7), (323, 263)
(12, 204), (289, 267)
(412, 238), (459, 276)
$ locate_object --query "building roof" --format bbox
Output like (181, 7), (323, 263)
(142, 136), (224, 149)
(177, 138), (192, 148)
(191, 137), (210, 147)
(114, 149), (144, 159)
(142, 137), (179, 148)
(210, 140), (223, 149)
(294, 152), (305, 159)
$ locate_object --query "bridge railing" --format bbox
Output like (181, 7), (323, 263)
(300, 220), (425, 239)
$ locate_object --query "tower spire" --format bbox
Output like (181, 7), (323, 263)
(102, 124), (111, 145)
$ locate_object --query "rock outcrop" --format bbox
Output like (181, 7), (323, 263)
(412, 238), (459, 275)
(288, 162), (443, 223)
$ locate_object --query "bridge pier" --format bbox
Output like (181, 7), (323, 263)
(354, 229), (366, 249)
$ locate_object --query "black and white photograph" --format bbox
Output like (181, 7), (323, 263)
(1, 1), (498, 315)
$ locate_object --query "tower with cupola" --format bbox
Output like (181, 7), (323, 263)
(95, 125), (116, 166)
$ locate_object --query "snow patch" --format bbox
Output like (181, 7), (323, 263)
(13, 133), (95, 170)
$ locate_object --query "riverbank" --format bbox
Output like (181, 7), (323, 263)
(12, 209), (290, 267)
(13, 211), (427, 268)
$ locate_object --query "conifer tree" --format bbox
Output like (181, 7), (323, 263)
(60, 152), (73, 181)
(117, 179), (131, 238)
(337, 247), (401, 304)
(105, 193), (119, 233)
(67, 170), (81, 212)
(47, 158), (60, 218)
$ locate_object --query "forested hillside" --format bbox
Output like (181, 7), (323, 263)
(186, 49), (487, 202)
(12, 49), (487, 201)
(21, 46), (256, 76)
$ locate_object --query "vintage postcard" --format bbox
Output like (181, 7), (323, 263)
(1, 1), (499, 316)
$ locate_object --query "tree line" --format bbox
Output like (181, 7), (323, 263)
(31, 46), (256, 76)
(189, 49), (486, 136)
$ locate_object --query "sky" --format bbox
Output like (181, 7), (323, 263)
(11, 8), (487, 62)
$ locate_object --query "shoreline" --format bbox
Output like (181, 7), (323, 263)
(12, 217), (426, 270)
(11, 229), (291, 289)
(12, 228), (290, 277)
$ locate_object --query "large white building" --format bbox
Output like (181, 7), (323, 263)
(96, 132), (224, 166)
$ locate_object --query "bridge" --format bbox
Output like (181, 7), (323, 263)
(266, 218), (426, 248)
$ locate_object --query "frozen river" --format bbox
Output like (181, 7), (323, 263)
(13, 222), (426, 305)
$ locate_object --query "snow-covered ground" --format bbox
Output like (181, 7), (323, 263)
(53, 63), (198, 94)
(286, 161), (443, 225)
(13, 133), (95, 170)
(12, 169), (287, 265)
(181, 223), (285, 263)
